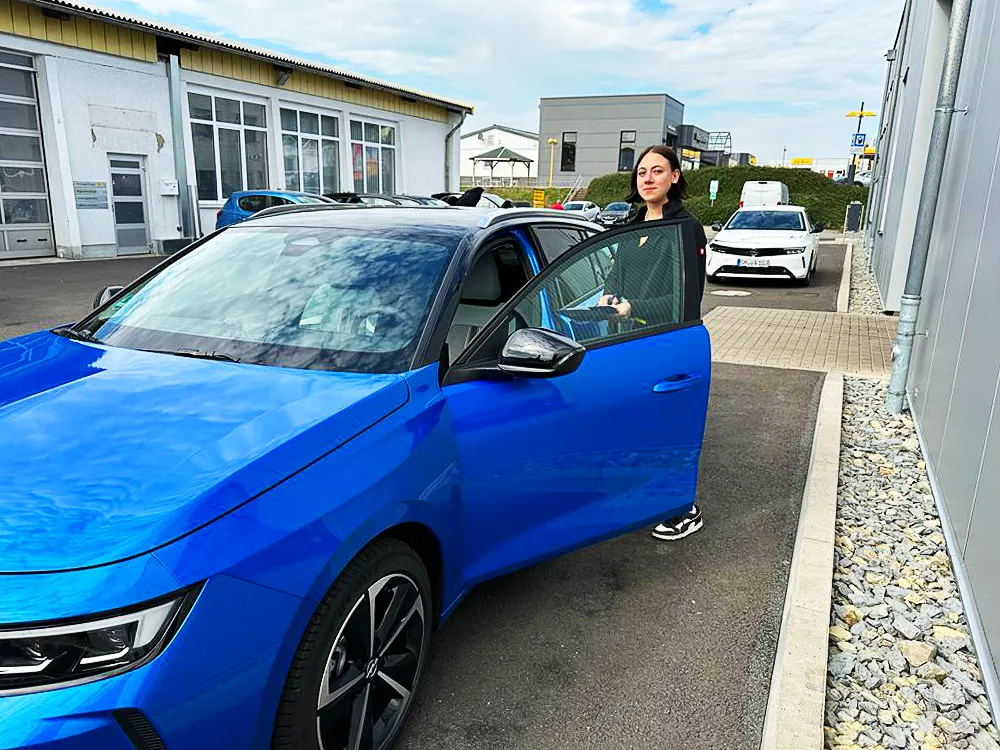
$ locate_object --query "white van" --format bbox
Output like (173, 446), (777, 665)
(740, 181), (790, 207)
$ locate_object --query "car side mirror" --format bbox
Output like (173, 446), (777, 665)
(93, 285), (124, 309)
(497, 328), (585, 378)
(811, 223), (825, 233)
(711, 221), (723, 232)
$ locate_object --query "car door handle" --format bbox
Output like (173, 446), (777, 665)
(653, 373), (703, 394)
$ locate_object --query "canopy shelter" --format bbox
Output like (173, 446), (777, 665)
(471, 147), (533, 186)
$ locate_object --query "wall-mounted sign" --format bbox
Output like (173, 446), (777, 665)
(791, 157), (814, 165)
(74, 181), (109, 209)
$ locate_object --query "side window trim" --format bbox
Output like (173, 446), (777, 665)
(444, 219), (697, 384)
(436, 230), (536, 367)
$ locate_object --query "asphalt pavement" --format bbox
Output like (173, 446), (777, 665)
(398, 363), (824, 750)
(701, 241), (846, 315)
(0, 257), (163, 340)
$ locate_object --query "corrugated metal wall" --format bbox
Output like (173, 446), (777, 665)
(873, 0), (1000, 682)
(868, 0), (951, 312)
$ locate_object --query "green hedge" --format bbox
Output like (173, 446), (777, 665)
(587, 167), (869, 230)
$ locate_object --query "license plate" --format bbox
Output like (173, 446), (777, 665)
(737, 258), (770, 267)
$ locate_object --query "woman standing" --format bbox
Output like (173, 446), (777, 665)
(600, 144), (708, 541)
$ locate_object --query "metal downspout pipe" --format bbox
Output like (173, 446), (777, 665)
(886, 0), (974, 414)
(167, 54), (194, 240)
(444, 111), (467, 192)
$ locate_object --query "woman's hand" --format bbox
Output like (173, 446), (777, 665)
(599, 294), (631, 317)
(611, 298), (632, 317)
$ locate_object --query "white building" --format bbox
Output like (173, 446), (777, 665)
(0, 0), (472, 260)
(460, 124), (538, 184)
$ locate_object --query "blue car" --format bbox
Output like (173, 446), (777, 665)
(215, 190), (333, 229)
(0, 207), (710, 749)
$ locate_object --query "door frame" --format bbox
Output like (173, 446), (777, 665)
(442, 218), (702, 387)
(107, 153), (151, 256)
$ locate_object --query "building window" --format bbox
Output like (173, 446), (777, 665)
(350, 119), (396, 194)
(281, 108), (341, 195)
(188, 92), (268, 202)
(560, 131), (577, 172)
(0, 51), (51, 246)
(619, 130), (636, 172)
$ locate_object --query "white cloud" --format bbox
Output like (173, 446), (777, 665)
(104, 0), (902, 160)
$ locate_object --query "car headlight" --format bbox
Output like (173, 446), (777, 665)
(785, 247), (807, 254)
(0, 585), (200, 695)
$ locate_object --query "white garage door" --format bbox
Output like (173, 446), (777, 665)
(0, 50), (53, 260)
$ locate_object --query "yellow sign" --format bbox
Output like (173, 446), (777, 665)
(791, 157), (814, 165)
(846, 111), (877, 117)
(531, 188), (546, 208)
(749, 156), (757, 166)
(681, 148), (700, 160)
(863, 147), (877, 155)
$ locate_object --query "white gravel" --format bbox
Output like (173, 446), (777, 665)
(849, 243), (884, 315)
(826, 378), (999, 750)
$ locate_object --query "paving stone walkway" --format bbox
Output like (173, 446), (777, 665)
(704, 306), (897, 379)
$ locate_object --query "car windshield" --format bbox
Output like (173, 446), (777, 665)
(75, 225), (458, 373)
(605, 202), (630, 211)
(296, 195), (329, 204)
(727, 211), (804, 231)
(564, 202), (585, 211)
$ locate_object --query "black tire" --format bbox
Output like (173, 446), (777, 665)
(273, 538), (433, 750)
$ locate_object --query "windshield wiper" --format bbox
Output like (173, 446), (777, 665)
(53, 327), (102, 344)
(160, 348), (242, 364)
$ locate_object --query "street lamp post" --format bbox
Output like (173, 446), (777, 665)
(547, 137), (558, 188)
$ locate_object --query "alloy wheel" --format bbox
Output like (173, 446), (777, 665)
(315, 573), (426, 750)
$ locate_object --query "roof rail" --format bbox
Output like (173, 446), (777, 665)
(477, 208), (599, 228)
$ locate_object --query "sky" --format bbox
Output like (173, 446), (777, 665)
(95, 0), (903, 163)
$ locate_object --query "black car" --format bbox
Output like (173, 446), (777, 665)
(432, 188), (515, 209)
(596, 201), (633, 226)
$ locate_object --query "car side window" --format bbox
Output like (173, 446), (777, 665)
(532, 226), (595, 264)
(460, 223), (686, 366)
(238, 195), (269, 213)
(268, 196), (293, 208)
(445, 237), (531, 360)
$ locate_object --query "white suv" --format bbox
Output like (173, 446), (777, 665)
(706, 205), (823, 285)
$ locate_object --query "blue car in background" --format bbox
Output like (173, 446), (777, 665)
(215, 190), (333, 229)
(0, 206), (710, 749)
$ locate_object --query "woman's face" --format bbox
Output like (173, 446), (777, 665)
(636, 152), (679, 204)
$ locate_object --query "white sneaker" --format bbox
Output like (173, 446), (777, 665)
(651, 506), (704, 541)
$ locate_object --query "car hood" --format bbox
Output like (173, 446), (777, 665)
(714, 229), (808, 245)
(0, 333), (408, 573)
(599, 208), (629, 215)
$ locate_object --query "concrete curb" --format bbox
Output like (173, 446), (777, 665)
(760, 372), (843, 750)
(836, 240), (853, 313)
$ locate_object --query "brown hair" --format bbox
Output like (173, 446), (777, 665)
(625, 144), (687, 203)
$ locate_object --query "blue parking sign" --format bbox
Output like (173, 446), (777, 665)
(852, 133), (866, 148)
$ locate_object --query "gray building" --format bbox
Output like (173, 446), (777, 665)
(865, 0), (1000, 708)
(537, 94), (684, 187)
